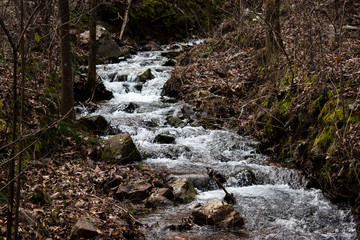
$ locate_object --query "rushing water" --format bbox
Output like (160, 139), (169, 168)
(78, 41), (356, 239)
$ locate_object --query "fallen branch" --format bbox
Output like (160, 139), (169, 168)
(206, 167), (236, 204)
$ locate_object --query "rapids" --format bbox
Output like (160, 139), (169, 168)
(78, 41), (356, 239)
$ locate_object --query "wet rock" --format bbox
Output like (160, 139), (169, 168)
(78, 115), (109, 135)
(137, 68), (155, 82)
(163, 59), (177, 66)
(80, 26), (121, 59)
(144, 120), (158, 128)
(170, 178), (197, 203)
(192, 200), (244, 228)
(134, 84), (143, 92)
(115, 180), (152, 202)
(120, 102), (139, 113)
(166, 115), (185, 128)
(101, 133), (142, 164)
(154, 134), (176, 144)
(186, 175), (211, 190)
(112, 73), (128, 82)
(70, 218), (98, 240)
(234, 169), (256, 187)
(161, 50), (182, 58)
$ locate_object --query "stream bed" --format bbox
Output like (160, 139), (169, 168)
(79, 41), (356, 239)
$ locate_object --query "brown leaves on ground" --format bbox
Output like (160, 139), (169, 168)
(3, 155), (153, 239)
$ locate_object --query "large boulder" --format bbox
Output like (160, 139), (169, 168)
(80, 26), (121, 59)
(78, 115), (109, 135)
(101, 133), (142, 164)
(170, 178), (196, 203)
(192, 200), (244, 228)
(70, 218), (98, 240)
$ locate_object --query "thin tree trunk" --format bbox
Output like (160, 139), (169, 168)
(87, 0), (97, 100)
(119, 0), (132, 41)
(14, 0), (25, 237)
(7, 46), (18, 240)
(58, 0), (75, 119)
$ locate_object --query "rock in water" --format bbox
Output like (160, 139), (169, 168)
(101, 133), (142, 164)
(192, 200), (244, 228)
(170, 178), (197, 203)
(154, 134), (176, 144)
(166, 115), (185, 128)
(137, 68), (155, 82)
(70, 218), (98, 239)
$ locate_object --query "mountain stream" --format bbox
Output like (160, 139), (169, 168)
(78, 41), (356, 240)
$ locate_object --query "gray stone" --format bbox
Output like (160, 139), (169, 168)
(115, 180), (152, 202)
(70, 218), (98, 239)
(170, 178), (197, 203)
(101, 133), (142, 164)
(192, 200), (244, 228)
(80, 26), (121, 59)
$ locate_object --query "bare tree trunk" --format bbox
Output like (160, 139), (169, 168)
(264, 0), (282, 62)
(119, 0), (132, 41)
(206, 0), (212, 33)
(58, 0), (75, 119)
(87, 0), (97, 100)
(14, 0), (25, 237)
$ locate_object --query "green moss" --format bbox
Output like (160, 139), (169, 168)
(312, 126), (336, 154)
(57, 120), (99, 144)
(277, 92), (293, 115)
(264, 117), (273, 136)
(308, 94), (325, 114)
(304, 74), (318, 85)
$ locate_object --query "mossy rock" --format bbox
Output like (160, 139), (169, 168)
(170, 178), (197, 204)
(101, 133), (142, 164)
(311, 126), (336, 157)
(166, 115), (185, 128)
(137, 68), (155, 82)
